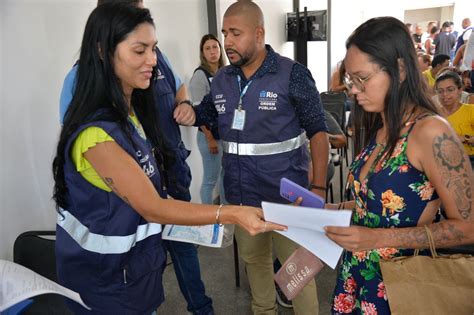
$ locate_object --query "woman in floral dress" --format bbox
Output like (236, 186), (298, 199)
(324, 17), (474, 314)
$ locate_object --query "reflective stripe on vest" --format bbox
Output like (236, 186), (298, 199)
(222, 132), (307, 156)
(57, 210), (162, 254)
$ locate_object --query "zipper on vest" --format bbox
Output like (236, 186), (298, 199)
(123, 268), (127, 284)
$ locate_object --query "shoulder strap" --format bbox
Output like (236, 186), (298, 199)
(194, 66), (213, 85)
(405, 113), (433, 134)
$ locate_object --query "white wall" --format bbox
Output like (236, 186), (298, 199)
(405, 7), (443, 27)
(0, 0), (206, 261)
(330, 0), (405, 80)
(0, 0), (96, 261)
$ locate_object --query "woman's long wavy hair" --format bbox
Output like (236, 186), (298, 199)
(347, 17), (439, 157)
(53, 3), (173, 211)
(198, 34), (225, 75)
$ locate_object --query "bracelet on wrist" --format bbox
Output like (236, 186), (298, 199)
(177, 99), (193, 106)
(215, 204), (224, 226)
(310, 184), (327, 191)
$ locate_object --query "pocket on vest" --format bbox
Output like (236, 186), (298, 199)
(119, 241), (166, 310)
(255, 150), (308, 191)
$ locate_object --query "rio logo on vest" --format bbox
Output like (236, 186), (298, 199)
(258, 90), (278, 111)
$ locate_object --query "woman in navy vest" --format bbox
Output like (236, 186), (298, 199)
(190, 34), (226, 205)
(52, 3), (285, 314)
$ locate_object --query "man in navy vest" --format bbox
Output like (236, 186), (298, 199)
(176, 2), (328, 314)
(455, 18), (472, 53)
(58, 1), (213, 314)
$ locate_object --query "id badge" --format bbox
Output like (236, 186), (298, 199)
(231, 109), (246, 131)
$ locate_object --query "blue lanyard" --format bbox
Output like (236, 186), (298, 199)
(237, 75), (253, 110)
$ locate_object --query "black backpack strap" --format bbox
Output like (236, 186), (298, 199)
(194, 66), (213, 85)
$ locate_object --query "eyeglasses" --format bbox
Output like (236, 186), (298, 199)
(343, 68), (385, 93)
(435, 86), (458, 95)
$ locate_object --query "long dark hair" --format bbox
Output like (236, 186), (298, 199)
(199, 34), (225, 75)
(347, 17), (439, 156)
(53, 3), (172, 210)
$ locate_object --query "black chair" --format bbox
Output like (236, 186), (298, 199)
(13, 231), (73, 314)
(320, 91), (348, 202)
(325, 153), (340, 203)
(320, 91), (346, 129)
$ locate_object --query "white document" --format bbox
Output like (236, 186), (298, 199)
(162, 224), (225, 247)
(261, 201), (352, 269)
(0, 259), (90, 312)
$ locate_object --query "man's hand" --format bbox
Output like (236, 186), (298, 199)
(174, 103), (195, 125)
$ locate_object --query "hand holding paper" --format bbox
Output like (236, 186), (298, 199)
(261, 202), (352, 269)
(325, 225), (379, 252)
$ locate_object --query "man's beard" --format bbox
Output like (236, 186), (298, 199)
(226, 49), (249, 67)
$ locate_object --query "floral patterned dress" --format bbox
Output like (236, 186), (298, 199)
(331, 118), (439, 314)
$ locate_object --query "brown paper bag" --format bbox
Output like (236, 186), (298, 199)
(274, 247), (324, 301)
(380, 226), (474, 315)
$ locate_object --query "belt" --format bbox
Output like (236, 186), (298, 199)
(222, 132), (307, 156)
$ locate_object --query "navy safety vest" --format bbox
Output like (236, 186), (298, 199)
(153, 49), (192, 201)
(56, 117), (167, 314)
(212, 53), (309, 207)
(455, 27), (473, 52)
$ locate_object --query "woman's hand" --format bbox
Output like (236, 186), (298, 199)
(207, 137), (219, 154)
(173, 102), (195, 125)
(231, 206), (287, 236)
(324, 225), (379, 251)
(293, 196), (303, 206)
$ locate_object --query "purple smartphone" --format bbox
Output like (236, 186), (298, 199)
(279, 177), (325, 208)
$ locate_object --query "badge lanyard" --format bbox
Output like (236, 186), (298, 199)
(232, 75), (253, 131)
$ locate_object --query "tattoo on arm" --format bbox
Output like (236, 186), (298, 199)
(103, 177), (131, 206)
(390, 226), (427, 248)
(433, 133), (472, 219)
(389, 222), (465, 249)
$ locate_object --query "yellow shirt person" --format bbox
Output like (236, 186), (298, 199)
(446, 103), (474, 156)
